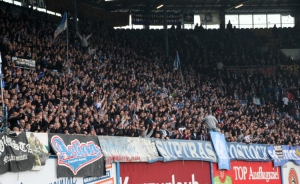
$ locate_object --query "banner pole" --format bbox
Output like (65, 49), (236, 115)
(210, 162), (214, 184)
(178, 55), (184, 90)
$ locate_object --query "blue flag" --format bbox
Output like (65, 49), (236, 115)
(210, 131), (231, 170)
(54, 12), (67, 38)
(173, 51), (179, 70)
(0, 53), (4, 88)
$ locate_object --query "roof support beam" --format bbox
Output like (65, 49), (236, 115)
(202, 0), (209, 7)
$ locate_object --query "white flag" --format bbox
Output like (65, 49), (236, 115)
(54, 12), (67, 39)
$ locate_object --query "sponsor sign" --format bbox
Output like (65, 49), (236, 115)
(0, 158), (116, 184)
(155, 139), (217, 162)
(12, 57), (36, 69)
(213, 161), (281, 184)
(210, 132), (230, 170)
(282, 162), (300, 184)
(227, 143), (270, 161)
(120, 161), (211, 184)
(0, 132), (35, 174)
(49, 134), (106, 177)
(267, 145), (300, 167)
(98, 136), (162, 164)
(26, 132), (50, 170)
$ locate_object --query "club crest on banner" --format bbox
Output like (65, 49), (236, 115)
(51, 135), (103, 175)
(296, 147), (300, 157)
(289, 168), (299, 184)
(210, 132), (230, 170)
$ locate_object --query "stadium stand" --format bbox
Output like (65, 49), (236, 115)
(0, 1), (299, 147)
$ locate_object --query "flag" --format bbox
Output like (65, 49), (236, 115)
(0, 53), (3, 88)
(174, 51), (179, 70)
(54, 12), (67, 39)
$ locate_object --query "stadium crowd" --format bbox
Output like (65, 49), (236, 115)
(0, 3), (300, 146)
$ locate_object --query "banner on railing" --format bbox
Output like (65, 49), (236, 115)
(0, 133), (35, 174)
(0, 157), (116, 184)
(98, 136), (162, 164)
(12, 57), (36, 69)
(132, 11), (181, 25)
(17, 0), (46, 8)
(49, 134), (106, 177)
(281, 161), (300, 184)
(280, 64), (300, 74)
(120, 161), (211, 184)
(227, 142), (270, 161)
(227, 66), (277, 76)
(26, 133), (50, 171)
(210, 132), (230, 170)
(267, 145), (300, 167)
(212, 161), (281, 184)
(155, 139), (217, 162)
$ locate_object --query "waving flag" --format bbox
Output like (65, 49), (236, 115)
(54, 12), (67, 39)
(0, 53), (4, 88)
(174, 51), (179, 70)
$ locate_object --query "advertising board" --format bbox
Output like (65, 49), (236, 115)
(281, 161), (300, 184)
(120, 161), (211, 184)
(212, 161), (281, 184)
(0, 158), (116, 184)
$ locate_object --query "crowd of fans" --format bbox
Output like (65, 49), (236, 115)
(0, 2), (300, 146)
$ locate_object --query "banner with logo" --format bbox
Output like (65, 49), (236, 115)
(183, 13), (194, 24)
(49, 134), (106, 177)
(155, 139), (217, 162)
(12, 57), (36, 69)
(213, 161), (281, 184)
(0, 132), (35, 174)
(227, 66), (277, 76)
(200, 12), (220, 25)
(0, 158), (116, 184)
(280, 64), (300, 74)
(281, 161), (300, 184)
(26, 133), (50, 171)
(17, 0), (46, 8)
(267, 145), (300, 167)
(227, 143), (271, 161)
(131, 11), (181, 25)
(120, 161), (211, 184)
(98, 136), (162, 164)
(210, 132), (230, 170)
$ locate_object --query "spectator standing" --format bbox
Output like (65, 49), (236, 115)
(77, 32), (92, 53)
(202, 112), (219, 132)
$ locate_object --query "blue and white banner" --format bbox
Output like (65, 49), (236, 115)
(267, 145), (300, 167)
(0, 52), (3, 88)
(174, 51), (179, 70)
(210, 132), (230, 170)
(54, 12), (67, 38)
(227, 142), (270, 161)
(155, 139), (217, 162)
(98, 137), (162, 164)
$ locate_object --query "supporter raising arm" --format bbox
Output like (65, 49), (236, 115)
(76, 32), (92, 53)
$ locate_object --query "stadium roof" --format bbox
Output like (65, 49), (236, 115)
(78, 0), (300, 13)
